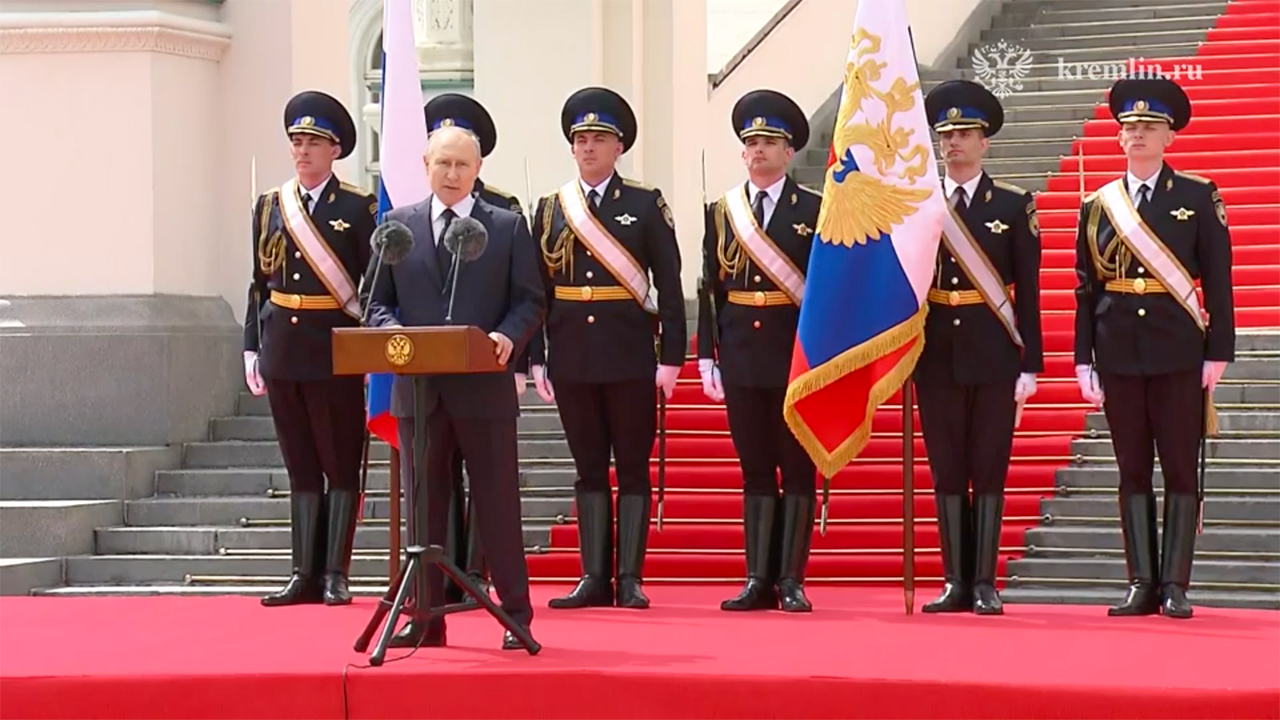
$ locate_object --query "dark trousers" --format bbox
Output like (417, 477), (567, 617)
(397, 408), (533, 628)
(723, 384), (816, 497)
(916, 377), (1017, 495)
(555, 379), (656, 497)
(1098, 370), (1203, 495)
(264, 376), (365, 494)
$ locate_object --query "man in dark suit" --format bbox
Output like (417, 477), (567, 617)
(526, 87), (686, 610)
(697, 89), (822, 613)
(365, 125), (546, 650)
(423, 92), (530, 603)
(916, 80), (1044, 615)
(1074, 75), (1234, 619)
(246, 90), (376, 608)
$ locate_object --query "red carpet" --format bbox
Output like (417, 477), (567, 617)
(2, 588), (1277, 720)
(520, 0), (1280, 584)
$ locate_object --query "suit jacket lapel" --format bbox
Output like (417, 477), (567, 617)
(412, 197), (442, 291)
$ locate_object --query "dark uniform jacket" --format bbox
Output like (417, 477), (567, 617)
(914, 173), (1044, 386)
(696, 177), (820, 388)
(475, 178), (526, 220)
(526, 173), (686, 384)
(243, 175), (376, 381)
(1073, 163), (1235, 376)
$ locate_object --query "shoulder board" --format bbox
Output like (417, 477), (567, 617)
(483, 182), (519, 202)
(621, 177), (657, 193)
(796, 183), (822, 197)
(992, 179), (1030, 196)
(339, 181), (376, 198)
(540, 190), (559, 204)
(1175, 171), (1212, 185)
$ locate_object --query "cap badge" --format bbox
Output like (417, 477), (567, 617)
(1134, 100), (1149, 112)
(300, 116), (315, 126)
(752, 116), (766, 127)
(440, 118), (455, 127)
(584, 112), (598, 123)
(947, 107), (960, 119)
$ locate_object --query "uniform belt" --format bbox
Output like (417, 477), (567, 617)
(553, 285), (633, 302)
(270, 290), (342, 311)
(726, 290), (793, 307)
(1104, 277), (1167, 295)
(927, 287), (1000, 307)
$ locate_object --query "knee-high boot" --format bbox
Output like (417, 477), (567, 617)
(1160, 493), (1197, 619)
(322, 489), (358, 605)
(262, 491), (323, 606)
(972, 494), (1004, 615)
(548, 491), (614, 608)
(615, 493), (651, 609)
(923, 493), (972, 612)
(722, 494), (779, 611)
(776, 493), (814, 612)
(1109, 492), (1161, 616)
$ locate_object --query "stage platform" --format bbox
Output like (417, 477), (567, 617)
(1, 586), (1277, 719)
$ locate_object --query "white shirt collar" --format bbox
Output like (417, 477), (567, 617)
(431, 192), (475, 223)
(579, 173), (614, 200)
(300, 174), (331, 197)
(1127, 169), (1159, 202)
(747, 175), (786, 205)
(943, 172), (982, 206)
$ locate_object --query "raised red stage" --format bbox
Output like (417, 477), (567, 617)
(1, 586), (1276, 720)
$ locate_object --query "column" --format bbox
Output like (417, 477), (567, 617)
(416, 0), (473, 83)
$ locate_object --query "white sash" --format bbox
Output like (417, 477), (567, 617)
(278, 178), (361, 319)
(1097, 179), (1205, 330)
(556, 180), (658, 313)
(939, 203), (1024, 348)
(723, 187), (806, 305)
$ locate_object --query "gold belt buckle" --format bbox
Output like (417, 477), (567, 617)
(285, 293), (302, 310)
(753, 291), (766, 307)
(580, 286), (593, 301)
(1133, 277), (1147, 295)
(948, 290), (960, 307)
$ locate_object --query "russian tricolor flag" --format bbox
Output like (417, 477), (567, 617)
(365, 0), (430, 449)
(783, 0), (947, 479)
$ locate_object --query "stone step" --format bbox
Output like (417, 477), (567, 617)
(999, 586), (1279, 610)
(972, 27), (1213, 53)
(235, 390), (556, 419)
(0, 447), (179, 501)
(1055, 466), (1280, 493)
(1006, 556), (1280, 585)
(0, 558), (63, 596)
(1001, 0), (1225, 12)
(1071, 437), (1280, 463)
(210, 411), (565, 441)
(990, 2), (1228, 28)
(1041, 496), (1280, 525)
(1022, 525), (1280, 555)
(0, 500), (123, 558)
(1086, 411), (1280, 434)
(180, 437), (582, 468)
(62, 554), (396, 585)
(987, 138), (1077, 159)
(93, 524), (553, 555)
(954, 42), (1206, 70)
(121, 495), (574, 527)
(151, 464), (581, 496)
(989, 9), (1226, 33)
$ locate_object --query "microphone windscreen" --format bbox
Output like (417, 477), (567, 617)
(372, 219), (414, 265)
(443, 216), (489, 263)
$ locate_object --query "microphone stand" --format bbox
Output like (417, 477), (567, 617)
(445, 249), (462, 324)
(360, 246), (387, 327)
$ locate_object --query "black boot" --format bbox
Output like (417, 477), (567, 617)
(548, 491), (614, 608)
(443, 453), (469, 604)
(722, 494), (779, 611)
(322, 489), (357, 605)
(776, 494), (815, 612)
(615, 493), (651, 609)
(1160, 493), (1197, 619)
(462, 498), (489, 604)
(972, 494), (1004, 615)
(262, 491), (324, 606)
(923, 493), (972, 613)
(1109, 492), (1161, 616)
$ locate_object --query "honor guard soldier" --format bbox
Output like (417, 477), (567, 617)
(916, 80), (1044, 615)
(1074, 75), (1234, 619)
(697, 90), (822, 613)
(244, 90), (376, 607)
(423, 92), (528, 604)
(528, 87), (686, 610)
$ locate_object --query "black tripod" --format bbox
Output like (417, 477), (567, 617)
(353, 377), (541, 663)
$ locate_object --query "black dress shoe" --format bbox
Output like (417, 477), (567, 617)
(923, 493), (973, 613)
(1109, 492), (1161, 617)
(388, 618), (446, 648)
(322, 572), (351, 605)
(502, 631), (524, 651)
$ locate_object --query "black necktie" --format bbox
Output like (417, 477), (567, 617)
(952, 186), (967, 209)
(301, 192), (314, 214)
(1136, 184), (1150, 208)
(752, 190), (767, 228)
(437, 208), (456, 282)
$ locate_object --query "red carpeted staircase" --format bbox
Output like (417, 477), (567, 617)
(526, 0), (1280, 588)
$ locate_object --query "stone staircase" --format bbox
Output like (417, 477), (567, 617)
(792, 0), (1233, 191)
(1002, 332), (1280, 610)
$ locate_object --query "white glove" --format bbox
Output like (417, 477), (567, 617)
(243, 350), (266, 396)
(1202, 361), (1227, 394)
(531, 364), (555, 403)
(655, 364), (681, 400)
(514, 372), (527, 397)
(1075, 364), (1104, 407)
(1014, 372), (1037, 403)
(698, 358), (724, 402)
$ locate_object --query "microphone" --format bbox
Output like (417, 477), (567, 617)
(360, 219), (415, 325)
(441, 216), (488, 324)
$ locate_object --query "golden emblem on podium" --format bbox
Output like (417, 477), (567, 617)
(384, 334), (415, 367)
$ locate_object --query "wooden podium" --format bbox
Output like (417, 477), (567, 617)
(332, 325), (540, 660)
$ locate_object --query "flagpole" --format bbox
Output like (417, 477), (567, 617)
(902, 380), (915, 615)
